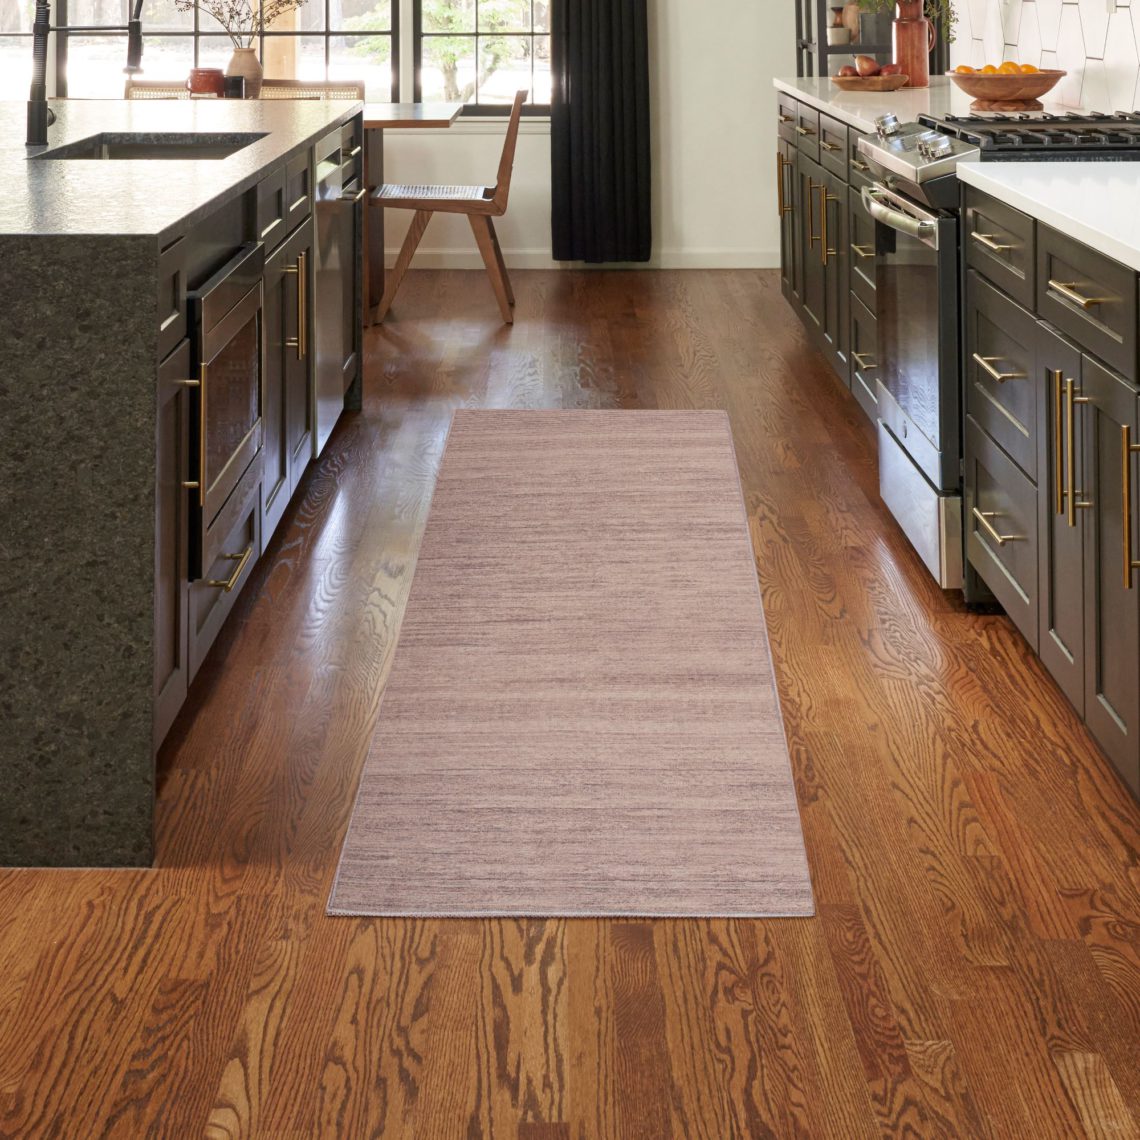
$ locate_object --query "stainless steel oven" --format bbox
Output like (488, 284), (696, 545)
(862, 183), (963, 588)
(186, 242), (265, 583)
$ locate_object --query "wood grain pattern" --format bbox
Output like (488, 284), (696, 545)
(0, 270), (1138, 1137)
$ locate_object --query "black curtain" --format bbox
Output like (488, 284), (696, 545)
(550, 0), (651, 263)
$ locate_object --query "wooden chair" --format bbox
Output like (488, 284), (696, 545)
(371, 90), (527, 325)
(124, 78), (365, 100)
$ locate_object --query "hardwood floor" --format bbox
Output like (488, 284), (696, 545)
(2, 269), (1140, 1138)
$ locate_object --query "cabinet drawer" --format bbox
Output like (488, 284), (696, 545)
(850, 293), (878, 424)
(965, 270), (1038, 479)
(847, 130), (873, 190)
(794, 103), (820, 162)
(253, 165), (288, 253)
(849, 184), (876, 312)
(285, 150), (312, 235)
(1037, 224), (1138, 382)
(819, 113), (848, 180)
(964, 186), (1035, 310)
(157, 237), (187, 361)
(777, 92), (798, 142)
(188, 481), (260, 681)
(341, 118), (363, 183)
(966, 414), (1039, 649)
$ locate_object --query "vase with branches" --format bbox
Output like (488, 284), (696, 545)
(173, 0), (306, 96)
(857, 0), (956, 88)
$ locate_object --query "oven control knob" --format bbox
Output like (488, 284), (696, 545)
(920, 135), (953, 159)
(875, 113), (902, 138)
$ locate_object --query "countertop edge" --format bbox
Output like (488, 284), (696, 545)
(772, 77), (879, 133)
(957, 163), (1140, 275)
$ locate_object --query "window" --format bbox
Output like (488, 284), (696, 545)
(0, 2), (36, 101)
(43, 0), (398, 101)
(415, 0), (549, 114)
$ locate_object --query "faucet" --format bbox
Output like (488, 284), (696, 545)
(26, 0), (146, 148)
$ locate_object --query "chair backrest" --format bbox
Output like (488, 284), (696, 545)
(260, 79), (366, 100)
(490, 91), (529, 213)
(124, 79), (190, 99)
(124, 77), (365, 100)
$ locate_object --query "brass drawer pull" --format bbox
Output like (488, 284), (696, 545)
(207, 545), (254, 592)
(820, 140), (841, 152)
(819, 183), (839, 266)
(972, 508), (1022, 547)
(1052, 370), (1064, 518)
(776, 151), (793, 217)
(807, 179), (820, 247)
(779, 114), (794, 124)
(971, 353), (1025, 384)
(795, 125), (815, 137)
(851, 243), (874, 259)
(1065, 377), (1092, 527)
(852, 352), (876, 372)
(284, 249), (308, 360)
(342, 186), (368, 203)
(850, 158), (870, 173)
(348, 144), (362, 157)
(971, 231), (1012, 253)
(1048, 278), (1108, 310)
(1122, 425), (1140, 589)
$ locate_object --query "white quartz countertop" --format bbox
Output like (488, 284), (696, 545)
(772, 76), (1076, 134)
(958, 163), (1140, 273)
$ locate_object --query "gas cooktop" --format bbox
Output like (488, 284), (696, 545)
(918, 110), (1140, 158)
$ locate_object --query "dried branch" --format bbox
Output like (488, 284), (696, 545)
(173, 0), (305, 50)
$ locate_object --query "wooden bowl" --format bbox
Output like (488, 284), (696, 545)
(830, 74), (911, 92)
(948, 69), (1065, 110)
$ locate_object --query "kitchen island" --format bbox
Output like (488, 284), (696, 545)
(0, 98), (364, 866)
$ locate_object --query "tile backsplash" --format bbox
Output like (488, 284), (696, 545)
(949, 0), (1140, 111)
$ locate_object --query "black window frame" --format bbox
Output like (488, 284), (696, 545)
(413, 0), (550, 116)
(50, 0), (399, 101)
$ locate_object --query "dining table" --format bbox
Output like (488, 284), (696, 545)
(361, 102), (464, 323)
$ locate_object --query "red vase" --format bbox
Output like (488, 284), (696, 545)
(894, 0), (931, 88)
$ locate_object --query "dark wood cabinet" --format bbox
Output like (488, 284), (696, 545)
(850, 293), (878, 423)
(777, 137), (799, 305)
(262, 217), (314, 544)
(1080, 355), (1140, 796)
(819, 164), (849, 381)
(155, 338), (192, 749)
(797, 153), (826, 336)
(1037, 324), (1085, 715)
(848, 184), (876, 313)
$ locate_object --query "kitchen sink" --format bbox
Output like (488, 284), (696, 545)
(35, 132), (266, 161)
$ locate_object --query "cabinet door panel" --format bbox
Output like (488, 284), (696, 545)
(798, 155), (825, 334)
(286, 220), (314, 493)
(262, 239), (290, 545)
(777, 139), (799, 304)
(1037, 325), (1085, 714)
(850, 293), (878, 424)
(849, 185), (876, 314)
(1082, 355), (1140, 796)
(820, 167), (849, 382)
(155, 338), (191, 749)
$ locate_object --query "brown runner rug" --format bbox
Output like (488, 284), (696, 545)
(329, 410), (814, 917)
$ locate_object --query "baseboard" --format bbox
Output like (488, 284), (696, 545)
(386, 248), (781, 270)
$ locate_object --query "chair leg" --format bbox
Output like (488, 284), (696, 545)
(469, 215), (514, 324)
(487, 217), (514, 306)
(375, 209), (432, 322)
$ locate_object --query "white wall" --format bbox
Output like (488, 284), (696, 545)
(951, 0), (1140, 112)
(381, 0), (796, 270)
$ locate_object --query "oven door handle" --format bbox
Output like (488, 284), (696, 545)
(861, 185), (939, 250)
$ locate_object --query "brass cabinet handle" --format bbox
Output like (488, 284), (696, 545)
(348, 144), (362, 157)
(776, 152), (792, 217)
(184, 362), (208, 507)
(779, 113), (794, 124)
(1048, 278), (1108, 310)
(284, 250), (308, 360)
(971, 353), (1025, 384)
(852, 351), (876, 372)
(1066, 376), (1092, 527)
(851, 243), (874, 259)
(819, 184), (839, 266)
(807, 178), (820, 247)
(1052, 369), (1065, 518)
(971, 231), (1013, 253)
(207, 545), (254, 592)
(820, 140), (841, 152)
(795, 125), (815, 137)
(342, 186), (367, 203)
(973, 507), (1022, 547)
(850, 158), (870, 173)
(1123, 425), (1140, 589)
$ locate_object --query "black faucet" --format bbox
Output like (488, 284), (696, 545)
(26, 0), (145, 148)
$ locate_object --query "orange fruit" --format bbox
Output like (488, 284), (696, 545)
(1020, 63), (1038, 74)
(955, 64), (976, 74)
(998, 61), (1020, 74)
(980, 64), (998, 74)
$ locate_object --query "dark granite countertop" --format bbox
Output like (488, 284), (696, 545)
(0, 97), (361, 242)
